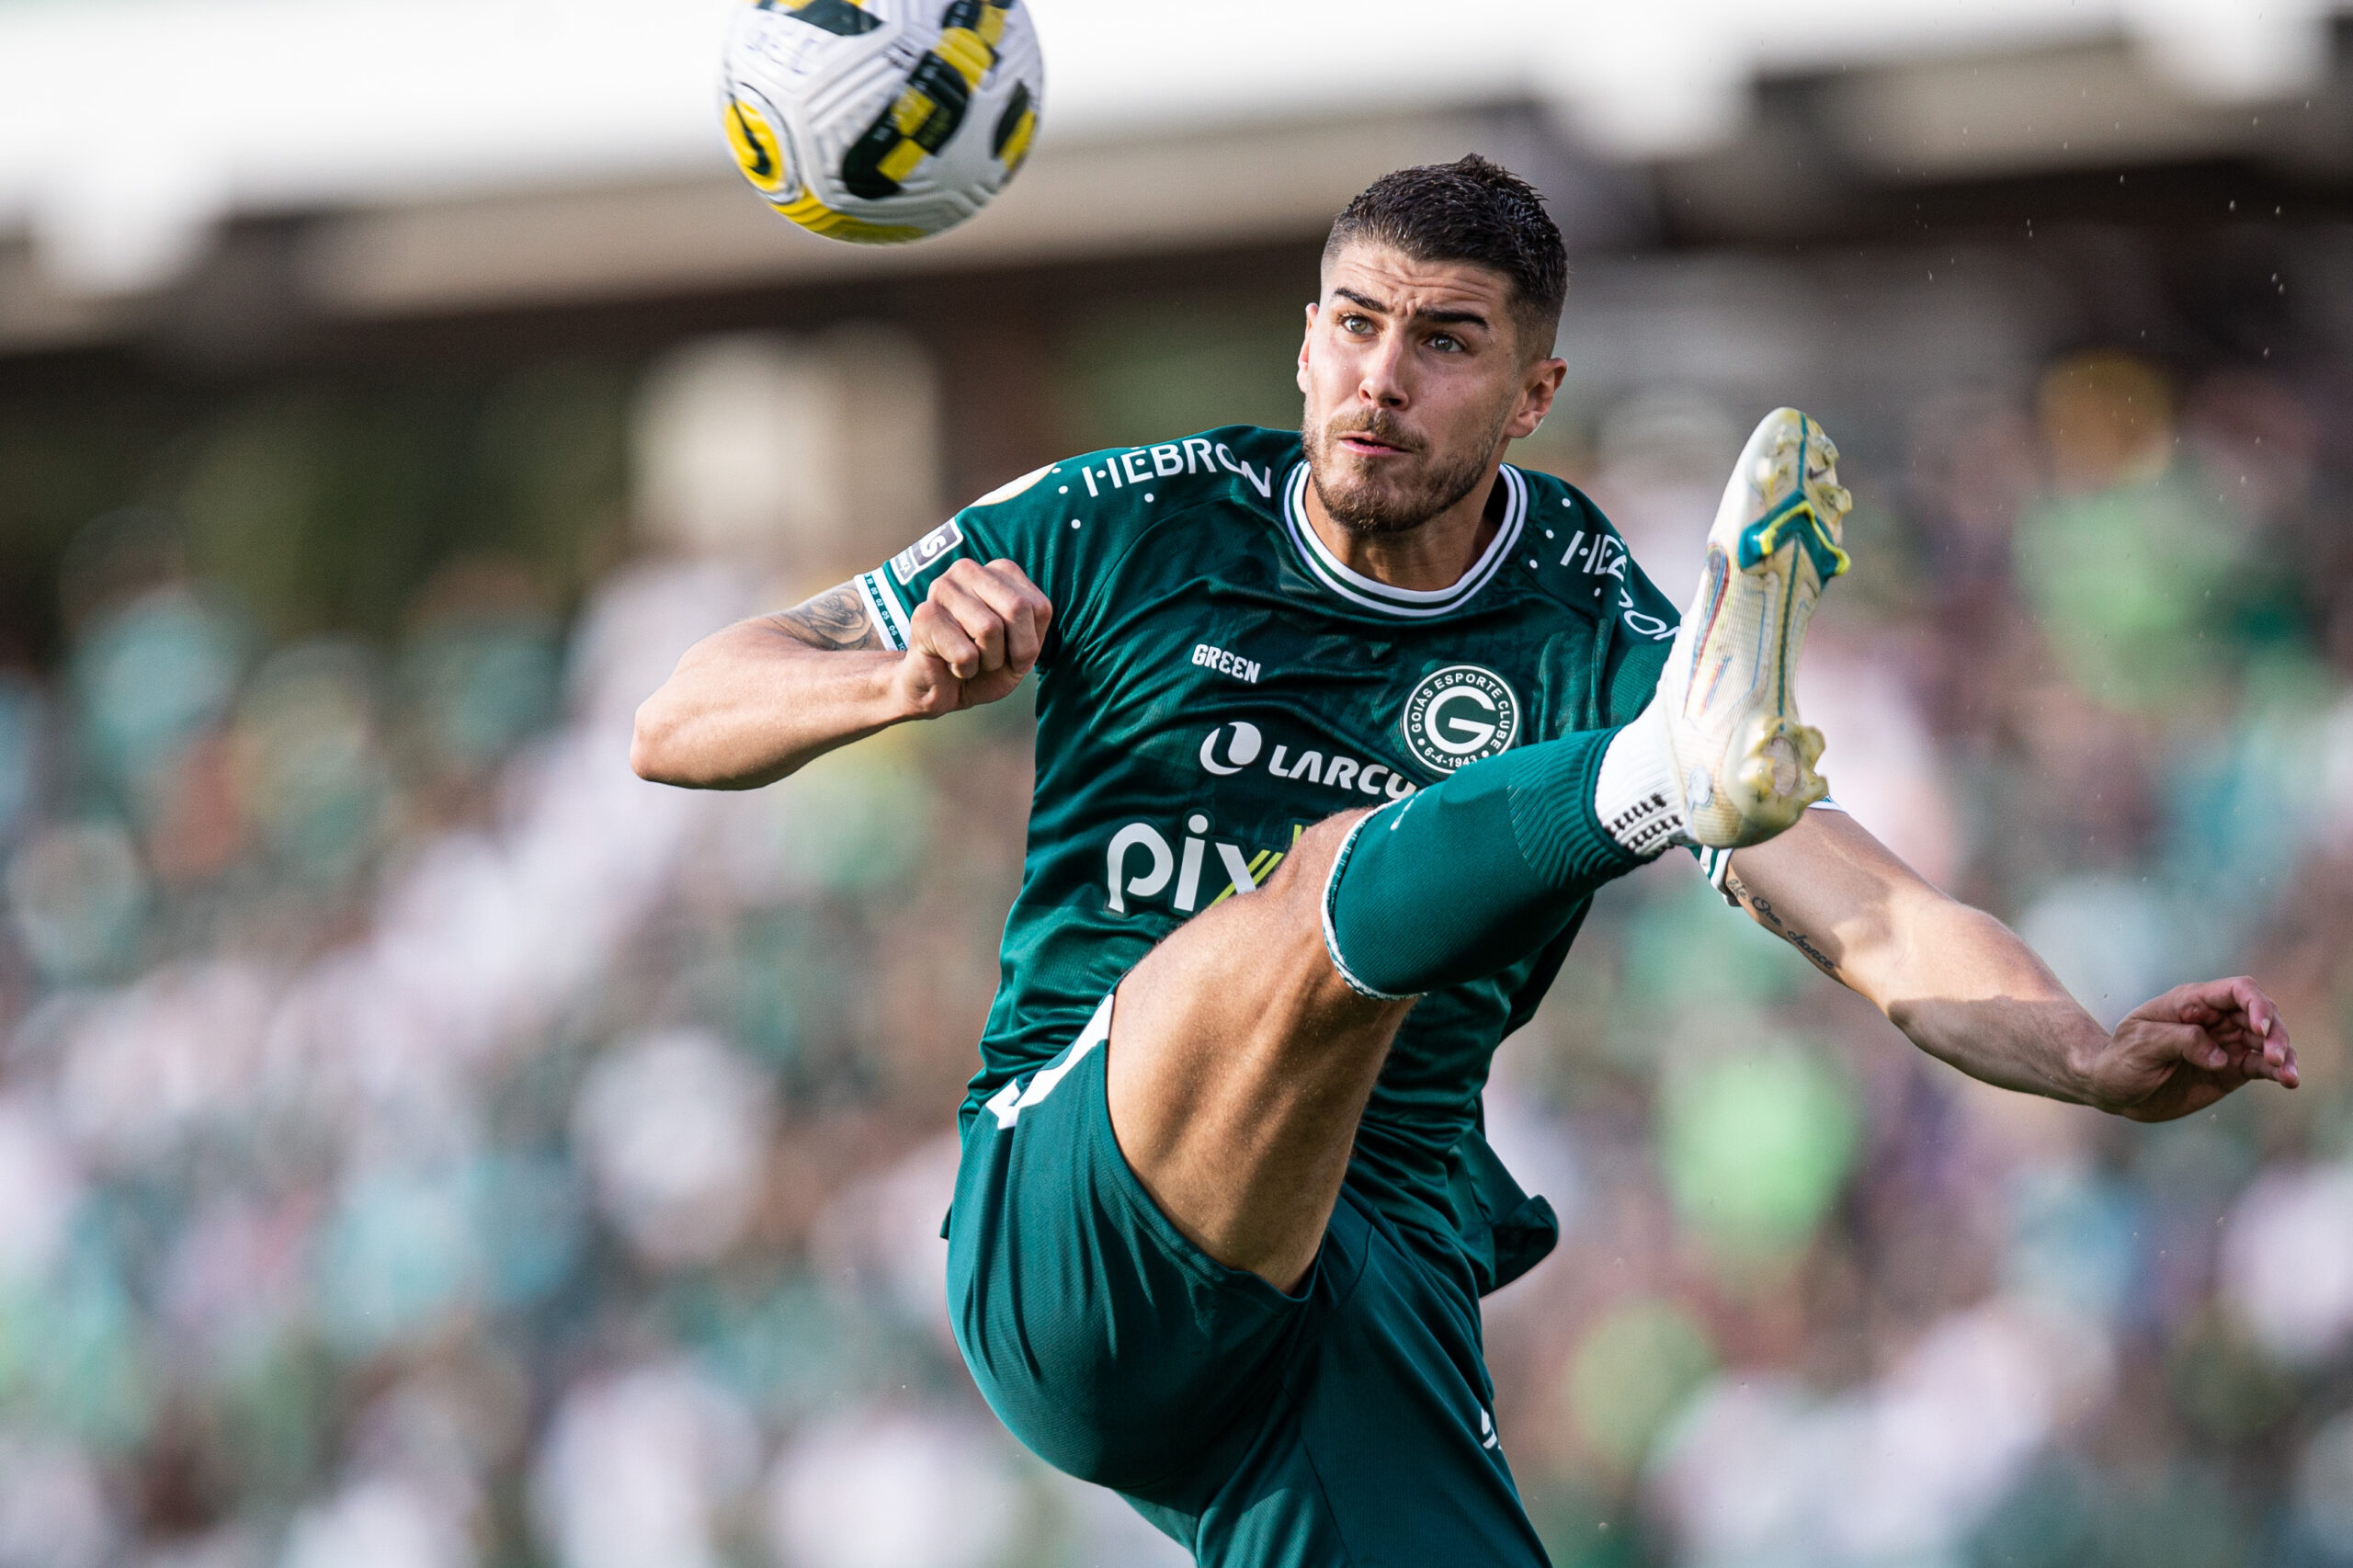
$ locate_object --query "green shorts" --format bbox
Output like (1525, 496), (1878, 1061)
(946, 994), (1552, 1568)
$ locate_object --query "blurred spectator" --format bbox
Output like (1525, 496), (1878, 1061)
(2017, 351), (2253, 720)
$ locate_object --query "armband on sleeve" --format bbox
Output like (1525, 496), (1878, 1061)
(855, 566), (915, 652)
(858, 516), (980, 652)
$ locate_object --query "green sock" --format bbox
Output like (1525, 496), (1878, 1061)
(1321, 728), (1640, 998)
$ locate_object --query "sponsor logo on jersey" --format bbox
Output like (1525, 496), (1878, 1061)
(891, 519), (966, 585)
(1074, 439), (1276, 501)
(1400, 665), (1521, 773)
(1106, 815), (1300, 915)
(1559, 527), (1628, 582)
(1190, 643), (1260, 684)
(1112, 718), (1429, 917)
(1559, 526), (1677, 641)
(1196, 722), (1418, 800)
(1198, 721), (1263, 776)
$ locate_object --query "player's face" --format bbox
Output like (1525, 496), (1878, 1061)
(1297, 243), (1563, 534)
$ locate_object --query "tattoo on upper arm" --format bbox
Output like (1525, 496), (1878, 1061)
(1723, 874), (1842, 978)
(770, 583), (881, 652)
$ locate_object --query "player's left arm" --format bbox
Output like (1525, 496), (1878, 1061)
(1722, 810), (2298, 1122)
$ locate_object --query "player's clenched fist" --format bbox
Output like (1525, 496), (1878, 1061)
(896, 558), (1053, 716)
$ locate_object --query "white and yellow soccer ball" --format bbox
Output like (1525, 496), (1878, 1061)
(721, 0), (1044, 244)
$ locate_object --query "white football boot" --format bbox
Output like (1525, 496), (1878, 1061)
(1653, 407), (1852, 849)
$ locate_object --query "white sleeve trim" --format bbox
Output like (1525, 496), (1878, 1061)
(1701, 846), (1736, 903)
(1701, 797), (1847, 906)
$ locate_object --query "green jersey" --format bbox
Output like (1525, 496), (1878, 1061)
(858, 425), (1679, 1286)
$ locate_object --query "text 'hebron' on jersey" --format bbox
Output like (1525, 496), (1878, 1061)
(1071, 437), (1279, 501)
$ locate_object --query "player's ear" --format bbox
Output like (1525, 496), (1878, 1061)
(1297, 302), (1319, 393)
(1506, 358), (1567, 441)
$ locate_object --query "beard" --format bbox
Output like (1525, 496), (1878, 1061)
(1302, 402), (1513, 535)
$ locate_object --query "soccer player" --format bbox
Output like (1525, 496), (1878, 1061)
(632, 157), (2297, 1566)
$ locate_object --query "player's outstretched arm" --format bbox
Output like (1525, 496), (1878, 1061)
(1720, 811), (2297, 1122)
(631, 560), (1051, 790)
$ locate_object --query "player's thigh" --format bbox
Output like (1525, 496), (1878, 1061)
(1168, 1190), (1552, 1568)
(948, 995), (1309, 1494)
(1104, 810), (1410, 1284)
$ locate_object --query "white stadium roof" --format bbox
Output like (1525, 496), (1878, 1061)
(0, 0), (2342, 327)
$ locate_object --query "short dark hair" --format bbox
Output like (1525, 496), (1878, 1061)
(1324, 154), (1567, 355)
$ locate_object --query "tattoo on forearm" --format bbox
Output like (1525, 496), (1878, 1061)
(1724, 875), (1841, 978)
(770, 583), (881, 652)
(1783, 929), (1841, 977)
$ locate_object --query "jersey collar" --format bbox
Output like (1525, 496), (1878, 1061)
(1279, 462), (1526, 619)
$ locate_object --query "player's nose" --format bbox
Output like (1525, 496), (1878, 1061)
(1357, 335), (1410, 407)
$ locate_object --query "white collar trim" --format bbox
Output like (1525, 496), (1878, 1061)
(1280, 462), (1525, 619)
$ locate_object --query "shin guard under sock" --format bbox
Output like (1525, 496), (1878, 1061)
(1321, 727), (1643, 999)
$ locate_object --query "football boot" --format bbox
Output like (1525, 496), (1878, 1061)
(1654, 406), (1852, 849)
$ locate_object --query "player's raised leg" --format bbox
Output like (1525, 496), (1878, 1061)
(1103, 813), (1410, 1292)
(1107, 406), (1852, 1294)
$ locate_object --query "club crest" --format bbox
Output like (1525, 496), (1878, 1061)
(1400, 665), (1521, 774)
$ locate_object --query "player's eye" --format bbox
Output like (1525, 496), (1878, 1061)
(1338, 312), (1374, 335)
(1429, 333), (1462, 353)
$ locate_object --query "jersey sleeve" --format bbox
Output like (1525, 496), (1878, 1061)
(854, 462), (1055, 655)
(1578, 503), (1683, 728)
(1600, 564), (1682, 727)
(851, 455), (1140, 663)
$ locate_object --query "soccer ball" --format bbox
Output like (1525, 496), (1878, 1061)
(721, 0), (1045, 244)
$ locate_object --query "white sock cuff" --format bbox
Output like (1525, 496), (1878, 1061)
(1595, 705), (1686, 858)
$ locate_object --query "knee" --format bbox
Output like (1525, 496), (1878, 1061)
(1251, 809), (1391, 997)
(1258, 809), (1370, 910)
(1122, 808), (1392, 1024)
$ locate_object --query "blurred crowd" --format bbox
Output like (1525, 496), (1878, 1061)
(1494, 334), (2353, 1568)
(1, 246), (2352, 1568)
